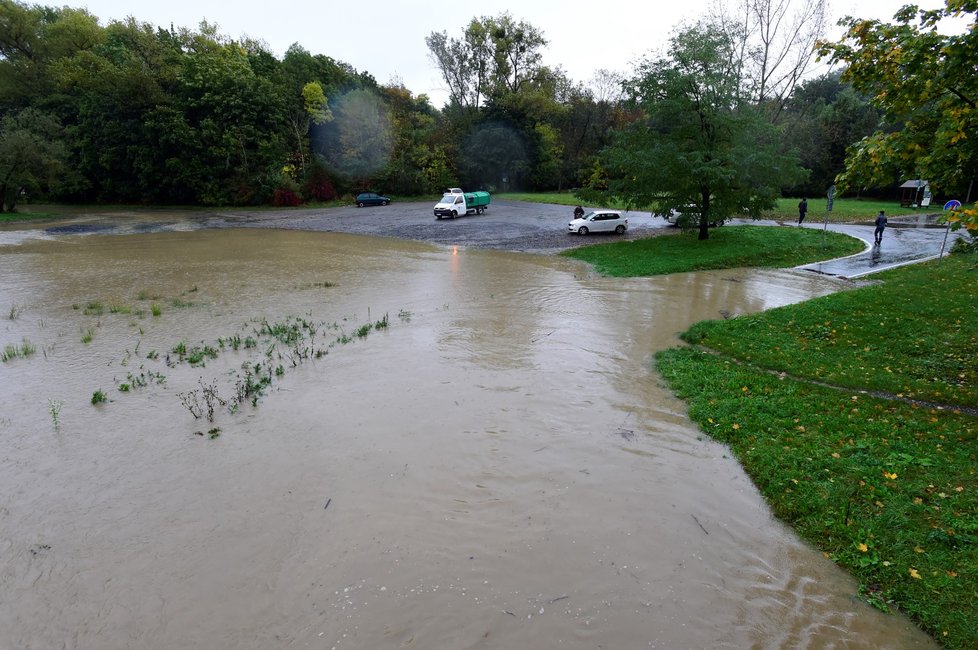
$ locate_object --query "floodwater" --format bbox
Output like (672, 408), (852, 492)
(0, 229), (935, 649)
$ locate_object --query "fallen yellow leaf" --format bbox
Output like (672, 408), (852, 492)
(909, 568), (921, 579)
(914, 546), (925, 554)
(857, 543), (868, 552)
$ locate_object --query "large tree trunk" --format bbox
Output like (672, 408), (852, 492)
(699, 189), (711, 240)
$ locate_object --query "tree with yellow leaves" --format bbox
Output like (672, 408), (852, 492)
(818, 1), (978, 232)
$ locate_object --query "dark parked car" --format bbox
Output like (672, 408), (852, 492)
(355, 192), (390, 207)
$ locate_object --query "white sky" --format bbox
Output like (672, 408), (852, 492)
(73, 0), (965, 107)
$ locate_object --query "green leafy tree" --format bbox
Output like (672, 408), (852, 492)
(174, 34), (289, 204)
(0, 1), (103, 110)
(460, 122), (527, 189)
(594, 22), (806, 240)
(781, 71), (881, 195)
(818, 1), (978, 231)
(318, 88), (393, 187)
(426, 13), (547, 110)
(0, 108), (67, 210)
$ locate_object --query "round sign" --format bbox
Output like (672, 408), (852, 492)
(944, 199), (962, 211)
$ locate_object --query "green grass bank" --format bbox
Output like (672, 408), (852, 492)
(657, 253), (978, 648)
(561, 225), (865, 276)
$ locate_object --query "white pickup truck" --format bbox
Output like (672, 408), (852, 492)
(433, 189), (491, 219)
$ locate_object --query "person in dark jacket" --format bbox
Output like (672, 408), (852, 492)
(797, 198), (808, 224)
(874, 210), (888, 244)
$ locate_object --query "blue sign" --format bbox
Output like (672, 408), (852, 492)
(944, 199), (962, 211)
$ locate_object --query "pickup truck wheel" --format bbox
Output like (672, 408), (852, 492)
(578, 226), (589, 235)
(615, 225), (625, 234)
(451, 211), (458, 219)
(476, 207), (483, 215)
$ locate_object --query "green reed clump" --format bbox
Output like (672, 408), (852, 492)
(2, 339), (36, 362)
(83, 301), (104, 316)
(186, 344), (219, 366)
(91, 389), (108, 405)
(151, 303), (162, 317)
(81, 328), (94, 344)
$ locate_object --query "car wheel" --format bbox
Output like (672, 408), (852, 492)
(578, 226), (589, 235)
(451, 211), (458, 219)
(476, 207), (483, 215)
(357, 202), (364, 208)
(383, 200), (389, 206)
(615, 225), (625, 234)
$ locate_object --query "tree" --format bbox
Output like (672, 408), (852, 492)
(818, 1), (978, 231)
(711, 0), (827, 121)
(460, 122), (528, 189)
(0, 108), (67, 211)
(426, 13), (548, 111)
(593, 22), (806, 239)
(779, 71), (881, 195)
(317, 89), (393, 186)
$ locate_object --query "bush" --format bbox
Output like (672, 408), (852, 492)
(273, 188), (302, 207)
(950, 232), (977, 254)
(302, 165), (337, 202)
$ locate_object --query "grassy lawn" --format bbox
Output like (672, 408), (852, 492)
(656, 252), (978, 649)
(561, 225), (865, 276)
(764, 197), (941, 223)
(0, 210), (64, 223)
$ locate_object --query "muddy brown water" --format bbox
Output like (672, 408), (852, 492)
(0, 228), (935, 649)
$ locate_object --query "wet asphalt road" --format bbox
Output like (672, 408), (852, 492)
(32, 199), (964, 278)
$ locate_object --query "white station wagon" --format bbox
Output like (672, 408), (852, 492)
(568, 210), (628, 235)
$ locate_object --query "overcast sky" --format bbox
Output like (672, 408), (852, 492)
(72, 0), (964, 107)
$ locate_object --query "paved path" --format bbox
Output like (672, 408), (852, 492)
(722, 217), (963, 279)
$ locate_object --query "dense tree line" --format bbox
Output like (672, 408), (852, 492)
(0, 0), (891, 212)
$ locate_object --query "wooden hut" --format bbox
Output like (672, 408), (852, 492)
(900, 180), (929, 207)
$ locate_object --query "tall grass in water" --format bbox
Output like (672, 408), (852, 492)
(2, 339), (36, 362)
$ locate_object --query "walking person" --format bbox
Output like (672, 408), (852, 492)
(874, 210), (887, 245)
(798, 197), (808, 225)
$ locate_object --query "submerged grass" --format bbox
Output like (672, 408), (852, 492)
(562, 225), (864, 276)
(656, 252), (978, 648)
(2, 339), (36, 362)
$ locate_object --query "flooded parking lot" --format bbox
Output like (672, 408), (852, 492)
(0, 227), (936, 648)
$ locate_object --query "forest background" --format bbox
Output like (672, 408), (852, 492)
(0, 0), (973, 216)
